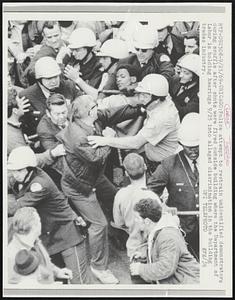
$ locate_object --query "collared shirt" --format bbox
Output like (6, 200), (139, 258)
(185, 154), (200, 173)
(138, 97), (180, 162)
(38, 83), (51, 99)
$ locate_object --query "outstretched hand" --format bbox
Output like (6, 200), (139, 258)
(87, 136), (108, 148)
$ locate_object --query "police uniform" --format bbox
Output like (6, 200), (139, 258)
(102, 52), (175, 91)
(169, 75), (199, 121)
(9, 167), (90, 284)
(19, 79), (81, 137)
(147, 150), (199, 259)
(155, 33), (185, 66)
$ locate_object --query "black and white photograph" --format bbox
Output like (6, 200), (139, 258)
(3, 2), (232, 298)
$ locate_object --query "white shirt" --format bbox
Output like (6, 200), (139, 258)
(113, 180), (161, 258)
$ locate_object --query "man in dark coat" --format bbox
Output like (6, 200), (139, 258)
(19, 56), (81, 138)
(147, 113), (200, 260)
(7, 146), (91, 284)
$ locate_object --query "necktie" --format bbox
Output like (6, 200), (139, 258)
(192, 160), (199, 180)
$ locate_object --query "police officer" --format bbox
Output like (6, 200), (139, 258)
(88, 74), (180, 176)
(102, 25), (175, 91)
(147, 113), (200, 260)
(8, 146), (91, 284)
(19, 56), (82, 137)
(152, 20), (185, 66)
(60, 27), (103, 88)
(169, 53), (200, 121)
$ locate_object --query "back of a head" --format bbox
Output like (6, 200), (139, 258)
(70, 95), (95, 120)
(123, 153), (146, 180)
(178, 112), (199, 146)
(42, 21), (60, 33)
(13, 207), (39, 235)
(134, 198), (162, 222)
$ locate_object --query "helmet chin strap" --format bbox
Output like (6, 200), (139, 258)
(76, 48), (93, 66)
(143, 97), (160, 109)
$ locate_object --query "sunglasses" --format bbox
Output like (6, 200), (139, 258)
(135, 48), (152, 53)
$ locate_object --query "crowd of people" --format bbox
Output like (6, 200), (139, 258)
(7, 20), (200, 285)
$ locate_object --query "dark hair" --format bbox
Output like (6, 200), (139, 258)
(116, 64), (141, 81)
(46, 93), (67, 111)
(134, 198), (162, 222)
(42, 21), (60, 33)
(8, 88), (18, 117)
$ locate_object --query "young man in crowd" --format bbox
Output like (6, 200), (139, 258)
(130, 198), (199, 284)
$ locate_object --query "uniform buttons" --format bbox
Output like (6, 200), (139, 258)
(47, 232), (50, 235)
(195, 184), (198, 187)
(178, 188), (182, 192)
(195, 194), (199, 198)
(92, 188), (96, 192)
(196, 204), (199, 208)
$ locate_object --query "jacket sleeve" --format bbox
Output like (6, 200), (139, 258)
(98, 105), (143, 128)
(73, 143), (111, 165)
(147, 163), (169, 196)
(157, 55), (175, 83)
(16, 184), (49, 210)
(35, 150), (55, 168)
(37, 126), (60, 150)
(138, 234), (181, 282)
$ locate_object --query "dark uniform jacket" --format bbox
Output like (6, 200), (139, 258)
(147, 150), (199, 236)
(9, 168), (84, 256)
(19, 79), (81, 136)
(56, 105), (144, 196)
(64, 52), (103, 88)
(101, 52), (175, 91)
(155, 34), (185, 66)
(169, 75), (199, 121)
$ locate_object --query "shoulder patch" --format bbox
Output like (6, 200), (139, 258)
(30, 183), (43, 192)
(160, 54), (171, 62)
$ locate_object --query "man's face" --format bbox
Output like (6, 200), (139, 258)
(157, 27), (168, 42)
(116, 68), (134, 91)
(135, 48), (154, 65)
(184, 38), (198, 54)
(41, 75), (60, 91)
(182, 145), (199, 160)
(43, 24), (62, 50)
(72, 47), (88, 61)
(138, 92), (152, 106)
(12, 168), (28, 183)
(49, 104), (68, 126)
(179, 67), (193, 84)
(99, 56), (112, 70)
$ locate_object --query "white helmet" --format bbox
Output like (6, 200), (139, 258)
(151, 20), (174, 31)
(35, 56), (61, 79)
(8, 146), (37, 170)
(178, 113), (199, 146)
(178, 54), (200, 77)
(133, 25), (158, 49)
(135, 74), (169, 97)
(96, 39), (129, 59)
(68, 28), (96, 49)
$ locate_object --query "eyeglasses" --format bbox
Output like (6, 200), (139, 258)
(135, 48), (152, 53)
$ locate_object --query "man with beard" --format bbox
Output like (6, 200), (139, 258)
(19, 56), (82, 138)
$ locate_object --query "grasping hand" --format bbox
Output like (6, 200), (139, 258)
(87, 135), (108, 148)
(130, 262), (141, 276)
(56, 267), (73, 280)
(64, 65), (82, 83)
(102, 127), (116, 137)
(16, 96), (30, 116)
(51, 144), (66, 157)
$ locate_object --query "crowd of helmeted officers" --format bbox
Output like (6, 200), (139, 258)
(7, 20), (200, 285)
